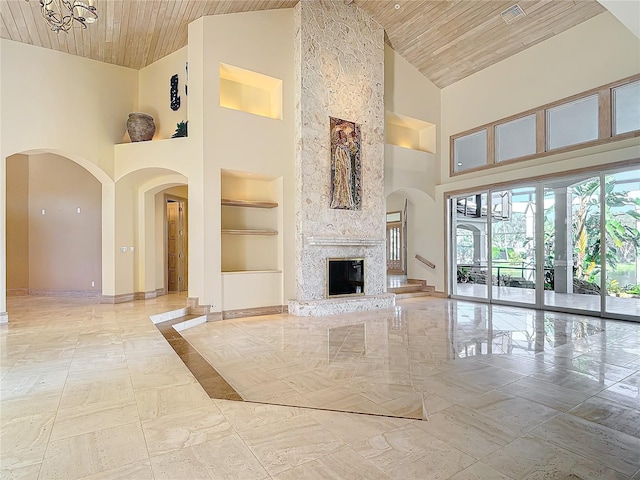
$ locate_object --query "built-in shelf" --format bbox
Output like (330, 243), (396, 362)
(221, 199), (278, 209)
(221, 169), (281, 275)
(222, 229), (278, 236)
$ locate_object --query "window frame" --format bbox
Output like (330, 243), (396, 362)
(449, 74), (640, 177)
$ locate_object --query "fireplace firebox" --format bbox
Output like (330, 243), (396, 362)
(327, 258), (364, 297)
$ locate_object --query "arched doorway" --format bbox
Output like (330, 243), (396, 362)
(6, 152), (103, 298)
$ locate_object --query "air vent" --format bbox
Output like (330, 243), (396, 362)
(500, 4), (526, 24)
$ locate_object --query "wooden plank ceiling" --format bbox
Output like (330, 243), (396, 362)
(0, 0), (605, 87)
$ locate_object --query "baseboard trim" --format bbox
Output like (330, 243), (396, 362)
(28, 289), (101, 298)
(0, 312), (8, 324)
(155, 288), (167, 297)
(222, 305), (288, 320)
(6, 289), (29, 297)
(101, 293), (135, 304)
(134, 291), (157, 300)
(188, 297), (211, 315)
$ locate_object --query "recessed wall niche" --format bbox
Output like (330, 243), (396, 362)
(219, 63), (283, 120)
(385, 112), (436, 153)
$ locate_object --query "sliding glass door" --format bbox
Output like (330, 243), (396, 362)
(491, 187), (536, 305)
(449, 165), (640, 321)
(452, 193), (488, 299)
(604, 169), (640, 318)
(542, 176), (601, 314)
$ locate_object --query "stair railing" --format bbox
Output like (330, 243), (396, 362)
(415, 254), (435, 269)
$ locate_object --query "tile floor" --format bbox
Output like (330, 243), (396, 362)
(1, 294), (639, 479)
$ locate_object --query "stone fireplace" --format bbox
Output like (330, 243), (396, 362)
(289, 0), (394, 316)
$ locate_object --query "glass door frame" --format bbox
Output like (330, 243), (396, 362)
(447, 166), (640, 323)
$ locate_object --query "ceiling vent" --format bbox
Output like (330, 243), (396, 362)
(500, 4), (526, 24)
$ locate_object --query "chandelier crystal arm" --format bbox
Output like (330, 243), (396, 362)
(26, 0), (98, 33)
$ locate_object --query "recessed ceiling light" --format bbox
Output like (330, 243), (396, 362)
(457, 162), (463, 166)
(394, 4), (401, 9)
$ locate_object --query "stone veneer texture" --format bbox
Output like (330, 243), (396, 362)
(294, 0), (386, 301)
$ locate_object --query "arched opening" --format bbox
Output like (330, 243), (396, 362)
(6, 152), (103, 298)
(124, 170), (189, 299)
(385, 188), (438, 294)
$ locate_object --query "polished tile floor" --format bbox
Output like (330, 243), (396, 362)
(1, 294), (639, 479)
(455, 283), (640, 318)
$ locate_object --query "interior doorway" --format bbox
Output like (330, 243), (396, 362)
(166, 195), (188, 293)
(386, 210), (406, 274)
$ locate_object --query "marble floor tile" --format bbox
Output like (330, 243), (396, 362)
(597, 381), (640, 409)
(3, 295), (640, 480)
(273, 446), (391, 480)
(141, 404), (234, 456)
(530, 414), (640, 476)
(456, 390), (560, 434)
(436, 364), (527, 392)
(473, 354), (553, 375)
(578, 349), (640, 368)
(547, 356), (638, 383)
(134, 383), (212, 421)
(77, 460), (154, 480)
(0, 392), (61, 420)
(531, 365), (613, 395)
(215, 399), (305, 433)
(354, 424), (475, 479)
(67, 350), (128, 374)
(128, 364), (197, 392)
(447, 461), (515, 480)
(0, 444), (46, 480)
(39, 422), (149, 480)
(498, 376), (592, 412)
(569, 395), (640, 438)
(421, 374), (487, 405)
(149, 434), (269, 480)
(416, 404), (521, 458)
(0, 369), (68, 401)
(49, 401), (141, 441)
(484, 434), (629, 480)
(237, 414), (345, 475)
(0, 410), (56, 452)
(59, 369), (135, 410)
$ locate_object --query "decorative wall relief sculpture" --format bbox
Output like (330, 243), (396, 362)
(170, 74), (181, 111)
(330, 117), (361, 210)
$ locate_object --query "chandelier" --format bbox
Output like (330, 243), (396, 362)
(30, 0), (98, 33)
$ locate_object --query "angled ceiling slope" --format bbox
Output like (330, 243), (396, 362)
(1, 0), (605, 87)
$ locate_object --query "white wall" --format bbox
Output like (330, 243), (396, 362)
(440, 12), (640, 185)
(432, 11), (640, 294)
(139, 47), (189, 140)
(28, 154), (102, 294)
(598, 0), (640, 38)
(383, 45), (443, 289)
(187, 9), (295, 311)
(1, 39), (139, 178)
(1, 39), (139, 316)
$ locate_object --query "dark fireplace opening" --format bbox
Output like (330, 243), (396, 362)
(327, 258), (364, 297)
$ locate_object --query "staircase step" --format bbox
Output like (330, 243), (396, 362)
(388, 278), (435, 296)
(394, 291), (434, 299)
(389, 285), (425, 294)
